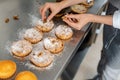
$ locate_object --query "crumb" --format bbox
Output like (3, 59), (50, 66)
(62, 16), (66, 19)
(43, 19), (47, 23)
(13, 15), (19, 20)
(5, 18), (9, 23)
(55, 14), (63, 17)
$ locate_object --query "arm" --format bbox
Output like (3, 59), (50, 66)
(91, 14), (113, 26)
(40, 0), (87, 21)
(63, 14), (113, 30)
(59, 0), (87, 9)
(63, 10), (120, 30)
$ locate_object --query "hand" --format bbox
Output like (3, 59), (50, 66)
(63, 14), (93, 30)
(40, 2), (64, 21)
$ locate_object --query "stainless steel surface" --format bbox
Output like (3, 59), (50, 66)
(0, 0), (107, 80)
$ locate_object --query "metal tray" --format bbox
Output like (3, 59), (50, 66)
(0, 0), (107, 80)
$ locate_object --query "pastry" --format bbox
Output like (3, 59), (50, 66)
(24, 28), (43, 44)
(36, 20), (54, 32)
(55, 13), (63, 17)
(0, 60), (16, 79)
(30, 50), (54, 67)
(15, 71), (37, 80)
(71, 4), (87, 14)
(55, 25), (73, 40)
(11, 40), (32, 57)
(43, 37), (64, 54)
(80, 1), (94, 8)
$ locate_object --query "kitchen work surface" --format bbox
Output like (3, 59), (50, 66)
(0, 0), (107, 80)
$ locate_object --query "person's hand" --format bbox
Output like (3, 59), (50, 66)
(63, 14), (93, 30)
(40, 2), (64, 21)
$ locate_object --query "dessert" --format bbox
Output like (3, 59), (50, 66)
(36, 20), (54, 32)
(0, 60), (16, 79)
(71, 4), (87, 14)
(55, 25), (73, 40)
(11, 40), (32, 57)
(15, 71), (38, 80)
(24, 28), (43, 44)
(30, 50), (54, 67)
(43, 37), (64, 54)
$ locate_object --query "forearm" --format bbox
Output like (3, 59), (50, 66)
(90, 14), (113, 26)
(90, 10), (120, 29)
(59, 0), (87, 9)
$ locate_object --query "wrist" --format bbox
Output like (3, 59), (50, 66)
(59, 1), (68, 9)
(59, 0), (87, 9)
(87, 14), (96, 22)
(88, 14), (113, 26)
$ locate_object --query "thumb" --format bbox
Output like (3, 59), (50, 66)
(47, 12), (56, 21)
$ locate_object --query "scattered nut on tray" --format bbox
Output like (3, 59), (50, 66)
(5, 18), (9, 23)
(4, 15), (19, 23)
(13, 15), (19, 20)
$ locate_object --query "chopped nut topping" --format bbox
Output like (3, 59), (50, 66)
(13, 15), (19, 20)
(5, 18), (9, 23)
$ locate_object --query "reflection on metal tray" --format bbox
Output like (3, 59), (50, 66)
(0, 0), (107, 80)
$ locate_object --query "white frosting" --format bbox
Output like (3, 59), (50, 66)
(44, 38), (53, 49)
(11, 40), (32, 54)
(43, 38), (60, 50)
(55, 25), (73, 36)
(24, 28), (42, 41)
(31, 50), (54, 64)
(37, 19), (54, 28)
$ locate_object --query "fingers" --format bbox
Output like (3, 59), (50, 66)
(63, 18), (77, 28)
(64, 14), (79, 22)
(67, 17), (74, 23)
(63, 16), (82, 30)
(41, 4), (49, 21)
(47, 12), (56, 21)
(40, 3), (55, 21)
(40, 6), (46, 20)
(40, 6), (43, 15)
(40, 2), (62, 21)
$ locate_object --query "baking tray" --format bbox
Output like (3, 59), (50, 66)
(0, 0), (107, 80)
